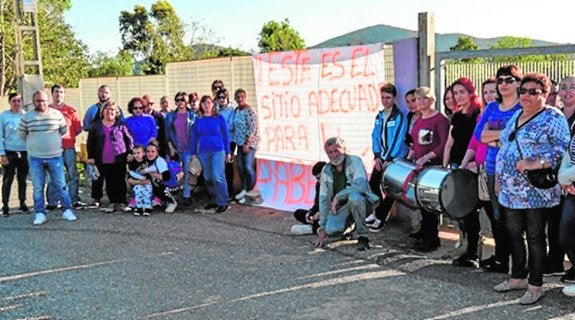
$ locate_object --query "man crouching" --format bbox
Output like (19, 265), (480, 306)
(316, 137), (379, 251)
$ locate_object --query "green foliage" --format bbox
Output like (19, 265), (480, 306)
(217, 47), (250, 57)
(449, 36), (482, 64)
(258, 19), (306, 53)
(0, 0), (90, 93)
(120, 0), (194, 74)
(88, 50), (135, 77)
(488, 36), (568, 63)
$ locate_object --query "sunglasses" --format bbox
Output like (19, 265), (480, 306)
(518, 87), (542, 96)
(497, 77), (517, 85)
(217, 96), (226, 99)
(175, 98), (186, 102)
(133, 107), (144, 110)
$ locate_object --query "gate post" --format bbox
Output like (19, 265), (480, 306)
(418, 12), (435, 92)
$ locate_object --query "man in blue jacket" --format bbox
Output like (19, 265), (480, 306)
(366, 83), (409, 232)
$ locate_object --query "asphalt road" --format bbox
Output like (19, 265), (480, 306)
(0, 203), (574, 320)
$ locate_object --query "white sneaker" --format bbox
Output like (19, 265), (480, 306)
(62, 209), (77, 221)
(245, 190), (260, 198)
(235, 189), (247, 200)
(238, 198), (246, 205)
(563, 285), (575, 297)
(291, 224), (313, 235)
(365, 213), (377, 224)
(33, 212), (47, 225)
(165, 201), (177, 213)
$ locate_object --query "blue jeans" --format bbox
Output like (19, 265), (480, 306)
(503, 206), (547, 286)
(324, 192), (369, 238)
(198, 150), (229, 206)
(180, 151), (192, 198)
(237, 147), (256, 191)
(47, 148), (79, 205)
(28, 155), (71, 213)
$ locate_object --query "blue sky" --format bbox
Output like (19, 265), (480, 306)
(65, 0), (575, 56)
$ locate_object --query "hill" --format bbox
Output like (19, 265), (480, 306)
(311, 24), (560, 51)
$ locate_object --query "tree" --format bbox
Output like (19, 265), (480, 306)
(88, 50), (135, 77)
(488, 36), (568, 63)
(449, 36), (482, 63)
(119, 0), (193, 74)
(0, 0), (90, 94)
(257, 19), (305, 53)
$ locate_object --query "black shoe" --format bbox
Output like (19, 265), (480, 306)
(72, 202), (86, 210)
(143, 208), (152, 217)
(452, 255), (477, 267)
(1, 206), (9, 217)
(479, 255), (496, 268)
(357, 236), (370, 251)
(45, 205), (58, 212)
(368, 219), (385, 233)
(133, 208), (143, 216)
(204, 203), (218, 210)
(561, 268), (575, 283)
(543, 262), (565, 277)
(19, 203), (29, 213)
(482, 260), (509, 274)
(414, 238), (440, 252)
(409, 229), (424, 239)
(215, 205), (229, 213)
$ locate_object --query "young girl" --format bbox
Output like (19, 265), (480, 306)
(144, 141), (178, 213)
(127, 145), (153, 216)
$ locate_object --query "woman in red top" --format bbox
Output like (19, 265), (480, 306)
(407, 86), (450, 252)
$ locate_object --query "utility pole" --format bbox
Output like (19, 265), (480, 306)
(13, 0), (42, 109)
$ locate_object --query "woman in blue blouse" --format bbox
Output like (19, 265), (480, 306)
(473, 65), (523, 273)
(125, 97), (157, 146)
(190, 95), (231, 213)
(494, 73), (570, 305)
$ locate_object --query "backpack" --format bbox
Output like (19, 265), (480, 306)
(163, 159), (184, 192)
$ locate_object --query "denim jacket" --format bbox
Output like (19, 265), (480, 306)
(371, 105), (409, 161)
(165, 108), (197, 152)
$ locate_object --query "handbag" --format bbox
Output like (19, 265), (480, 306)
(512, 108), (558, 189)
(477, 164), (490, 201)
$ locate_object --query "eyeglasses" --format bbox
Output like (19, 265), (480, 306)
(217, 96), (226, 99)
(497, 77), (517, 85)
(175, 98), (186, 103)
(518, 87), (543, 96)
(133, 107), (144, 110)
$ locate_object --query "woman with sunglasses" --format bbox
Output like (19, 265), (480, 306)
(473, 65), (523, 274)
(166, 92), (197, 206)
(125, 97), (157, 147)
(494, 72), (569, 305)
(216, 88), (237, 197)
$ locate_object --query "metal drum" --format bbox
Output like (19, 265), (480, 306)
(415, 167), (478, 219)
(381, 159), (418, 208)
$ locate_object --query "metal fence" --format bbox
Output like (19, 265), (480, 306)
(445, 60), (575, 99)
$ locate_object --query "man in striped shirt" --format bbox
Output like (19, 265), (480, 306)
(18, 91), (77, 225)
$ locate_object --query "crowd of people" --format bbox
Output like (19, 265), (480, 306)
(4, 66), (575, 305)
(0, 80), (261, 220)
(291, 65), (575, 305)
